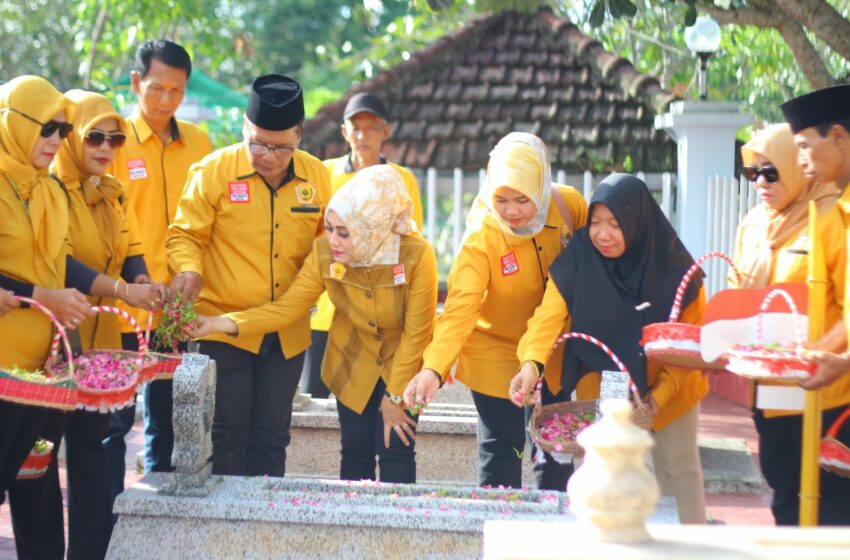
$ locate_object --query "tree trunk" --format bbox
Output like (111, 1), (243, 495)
(775, 17), (836, 89)
(702, 0), (837, 89)
(83, 4), (109, 90)
(773, 0), (850, 63)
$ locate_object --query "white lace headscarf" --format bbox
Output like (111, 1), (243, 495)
(326, 164), (415, 267)
(464, 132), (552, 241)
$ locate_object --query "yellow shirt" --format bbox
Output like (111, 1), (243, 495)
(167, 144), (332, 358)
(732, 201), (849, 417)
(64, 180), (144, 350)
(111, 109), (213, 331)
(421, 185), (588, 398)
(0, 179), (69, 371)
(517, 278), (709, 432)
(226, 234), (437, 413)
(837, 188), (850, 339)
(310, 156), (425, 332)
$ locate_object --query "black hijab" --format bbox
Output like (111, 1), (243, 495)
(548, 173), (702, 396)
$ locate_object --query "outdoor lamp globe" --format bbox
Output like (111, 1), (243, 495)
(685, 16), (721, 100)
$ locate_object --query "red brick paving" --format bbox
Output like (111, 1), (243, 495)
(0, 393), (774, 558)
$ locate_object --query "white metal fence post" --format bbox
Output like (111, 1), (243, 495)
(453, 167), (464, 251)
(426, 167), (437, 244)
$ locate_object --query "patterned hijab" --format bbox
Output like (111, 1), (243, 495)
(326, 164), (415, 267)
(737, 123), (839, 288)
(464, 132), (552, 241)
(53, 89), (127, 261)
(0, 76), (72, 281)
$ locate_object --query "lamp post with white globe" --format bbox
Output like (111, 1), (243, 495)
(685, 16), (721, 100)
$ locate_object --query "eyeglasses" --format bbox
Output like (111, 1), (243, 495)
(247, 140), (297, 157)
(84, 130), (127, 149)
(742, 165), (780, 184)
(0, 107), (73, 139)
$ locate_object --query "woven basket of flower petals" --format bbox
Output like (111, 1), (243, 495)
(527, 332), (652, 458)
(642, 251), (740, 371)
(821, 408), (850, 478)
(0, 296), (78, 411)
(51, 306), (154, 413)
(725, 289), (816, 385)
(16, 438), (54, 480)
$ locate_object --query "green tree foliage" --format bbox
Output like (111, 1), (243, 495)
(576, 0), (850, 121)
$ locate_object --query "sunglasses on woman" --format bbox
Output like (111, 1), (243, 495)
(84, 130), (127, 149)
(742, 165), (780, 184)
(0, 107), (74, 139)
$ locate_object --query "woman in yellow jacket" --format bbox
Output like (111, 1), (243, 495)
(511, 173), (708, 524)
(403, 133), (587, 490)
(730, 123), (850, 525)
(7, 90), (166, 560)
(191, 165), (437, 483)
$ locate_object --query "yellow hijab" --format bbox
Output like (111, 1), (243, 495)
(326, 165), (414, 267)
(464, 132), (552, 242)
(738, 123), (839, 288)
(0, 76), (71, 281)
(53, 89), (126, 261)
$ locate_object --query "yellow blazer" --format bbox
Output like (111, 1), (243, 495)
(311, 157), (425, 332)
(226, 233), (437, 413)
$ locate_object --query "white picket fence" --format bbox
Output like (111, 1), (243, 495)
(704, 174), (758, 296)
(417, 167), (676, 279)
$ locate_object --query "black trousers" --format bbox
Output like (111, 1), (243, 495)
(203, 336), (303, 477)
(754, 404), (850, 526)
(336, 378), (416, 483)
(300, 329), (331, 399)
(471, 383), (572, 490)
(0, 401), (49, 503)
(9, 409), (112, 560)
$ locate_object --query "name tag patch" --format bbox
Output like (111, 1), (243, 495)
(393, 264), (406, 285)
(127, 159), (148, 181)
(501, 252), (519, 276)
(228, 181), (251, 203)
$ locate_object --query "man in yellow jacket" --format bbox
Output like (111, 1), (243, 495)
(104, 39), (213, 508)
(783, 85), (850, 391)
(305, 92), (424, 398)
(168, 74), (331, 477)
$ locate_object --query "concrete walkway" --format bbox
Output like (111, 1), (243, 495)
(0, 393), (773, 558)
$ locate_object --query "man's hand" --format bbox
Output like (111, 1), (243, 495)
(170, 272), (203, 303)
(801, 350), (850, 390)
(185, 315), (238, 338)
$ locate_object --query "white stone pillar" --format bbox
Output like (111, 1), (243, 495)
(655, 101), (752, 258)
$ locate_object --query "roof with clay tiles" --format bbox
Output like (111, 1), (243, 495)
(302, 8), (678, 172)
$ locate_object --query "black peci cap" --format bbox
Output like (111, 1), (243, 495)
(343, 92), (389, 121)
(246, 74), (304, 131)
(780, 84), (850, 133)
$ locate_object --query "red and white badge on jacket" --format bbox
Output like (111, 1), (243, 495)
(228, 181), (250, 203)
(501, 251), (519, 276)
(392, 264), (406, 285)
(127, 159), (148, 181)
